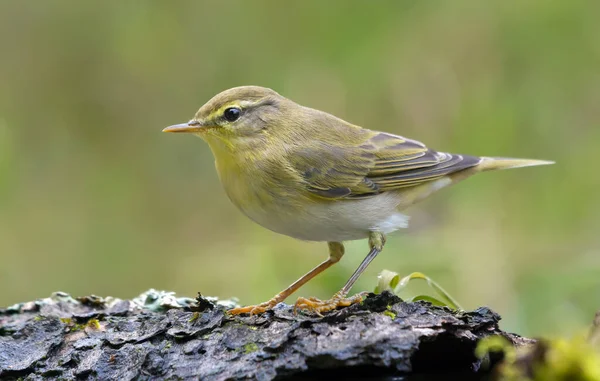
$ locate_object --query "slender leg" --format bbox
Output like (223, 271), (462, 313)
(295, 232), (386, 315)
(228, 242), (345, 315)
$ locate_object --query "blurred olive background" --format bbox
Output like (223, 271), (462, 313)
(1, 1), (599, 337)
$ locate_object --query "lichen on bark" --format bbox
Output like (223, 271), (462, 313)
(0, 290), (532, 380)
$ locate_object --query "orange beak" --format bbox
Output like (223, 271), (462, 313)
(162, 121), (204, 133)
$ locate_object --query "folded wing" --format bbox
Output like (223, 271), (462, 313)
(292, 131), (481, 199)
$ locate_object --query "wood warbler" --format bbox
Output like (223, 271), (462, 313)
(163, 86), (553, 315)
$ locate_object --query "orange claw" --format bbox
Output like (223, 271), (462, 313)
(294, 292), (368, 316)
(227, 300), (278, 316)
(228, 305), (265, 316)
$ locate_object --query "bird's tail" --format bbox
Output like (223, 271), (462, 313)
(477, 157), (555, 172)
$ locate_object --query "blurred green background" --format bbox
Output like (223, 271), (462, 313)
(0, 1), (598, 337)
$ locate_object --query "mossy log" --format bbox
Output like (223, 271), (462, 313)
(0, 290), (532, 380)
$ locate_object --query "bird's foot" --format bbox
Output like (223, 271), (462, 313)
(294, 291), (368, 316)
(228, 299), (279, 316)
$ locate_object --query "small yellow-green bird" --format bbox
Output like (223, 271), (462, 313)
(163, 86), (553, 316)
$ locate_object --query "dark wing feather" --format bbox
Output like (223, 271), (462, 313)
(291, 143), (375, 198)
(292, 131), (481, 199)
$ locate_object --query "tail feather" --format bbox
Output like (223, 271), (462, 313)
(477, 157), (555, 172)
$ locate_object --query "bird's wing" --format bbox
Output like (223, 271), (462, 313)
(291, 131), (481, 199)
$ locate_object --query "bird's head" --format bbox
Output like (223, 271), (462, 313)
(163, 86), (289, 150)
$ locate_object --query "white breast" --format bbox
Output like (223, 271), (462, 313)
(242, 191), (410, 242)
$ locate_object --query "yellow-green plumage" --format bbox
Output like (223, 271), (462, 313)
(165, 86), (552, 242)
(163, 85), (553, 315)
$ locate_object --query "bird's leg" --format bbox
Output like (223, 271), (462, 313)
(295, 232), (386, 316)
(228, 242), (345, 315)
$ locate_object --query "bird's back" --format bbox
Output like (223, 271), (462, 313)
(269, 101), (483, 201)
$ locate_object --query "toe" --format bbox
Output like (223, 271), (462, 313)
(228, 302), (272, 316)
(228, 306), (253, 315)
(249, 307), (265, 315)
(293, 293), (367, 315)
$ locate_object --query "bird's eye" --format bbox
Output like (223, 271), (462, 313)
(223, 107), (241, 122)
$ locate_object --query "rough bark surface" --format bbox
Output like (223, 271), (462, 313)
(0, 290), (533, 380)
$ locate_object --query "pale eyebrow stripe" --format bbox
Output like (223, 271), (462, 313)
(207, 99), (263, 121)
(239, 100), (258, 108)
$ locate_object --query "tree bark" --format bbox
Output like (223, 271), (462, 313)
(0, 290), (532, 380)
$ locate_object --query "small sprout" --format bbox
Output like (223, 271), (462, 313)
(60, 317), (101, 332)
(411, 295), (452, 308)
(86, 319), (101, 330)
(375, 270), (401, 294)
(383, 310), (396, 320)
(189, 312), (201, 323)
(376, 270), (462, 311)
(60, 318), (85, 331)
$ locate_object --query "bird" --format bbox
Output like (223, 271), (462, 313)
(163, 86), (553, 315)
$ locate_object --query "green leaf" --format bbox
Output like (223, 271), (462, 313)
(375, 269), (401, 294)
(375, 270), (463, 311)
(408, 295), (449, 307)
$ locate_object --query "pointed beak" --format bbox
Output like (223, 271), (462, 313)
(162, 121), (204, 133)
